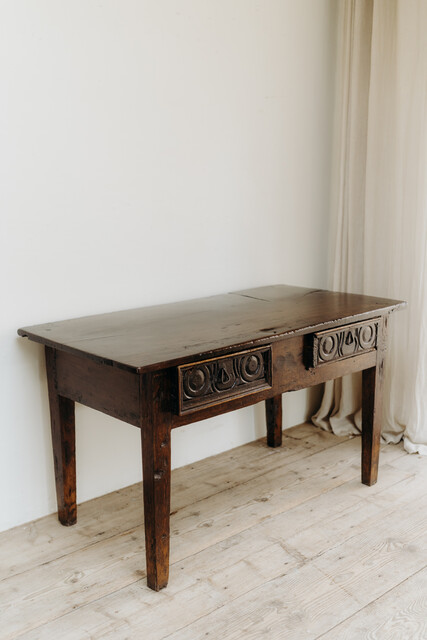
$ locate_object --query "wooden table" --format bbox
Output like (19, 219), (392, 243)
(18, 285), (405, 591)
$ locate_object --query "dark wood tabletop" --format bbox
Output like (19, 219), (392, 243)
(17, 284), (405, 373)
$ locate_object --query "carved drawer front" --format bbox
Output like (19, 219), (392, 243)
(178, 346), (272, 415)
(307, 319), (379, 368)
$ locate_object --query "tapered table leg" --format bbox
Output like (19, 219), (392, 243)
(361, 363), (384, 485)
(265, 395), (282, 448)
(362, 318), (387, 486)
(140, 372), (172, 591)
(45, 347), (76, 525)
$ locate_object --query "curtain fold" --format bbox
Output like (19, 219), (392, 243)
(313, 0), (427, 455)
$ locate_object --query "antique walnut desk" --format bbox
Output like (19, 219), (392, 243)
(18, 285), (405, 591)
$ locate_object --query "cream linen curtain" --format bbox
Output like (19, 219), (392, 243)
(313, 0), (427, 454)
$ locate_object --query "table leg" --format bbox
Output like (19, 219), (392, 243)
(140, 372), (172, 591)
(45, 347), (76, 525)
(361, 361), (385, 486)
(265, 395), (282, 447)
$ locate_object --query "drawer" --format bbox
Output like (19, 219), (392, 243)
(178, 346), (272, 415)
(306, 319), (379, 368)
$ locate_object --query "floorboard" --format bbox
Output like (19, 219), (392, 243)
(0, 423), (424, 640)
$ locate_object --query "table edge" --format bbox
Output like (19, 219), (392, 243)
(17, 301), (406, 374)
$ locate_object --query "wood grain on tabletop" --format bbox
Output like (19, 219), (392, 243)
(17, 285), (405, 373)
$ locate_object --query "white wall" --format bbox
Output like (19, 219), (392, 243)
(0, 1), (337, 532)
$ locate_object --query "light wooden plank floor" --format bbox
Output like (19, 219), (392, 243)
(1, 423), (426, 640)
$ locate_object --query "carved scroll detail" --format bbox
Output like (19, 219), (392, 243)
(309, 320), (379, 368)
(178, 347), (272, 414)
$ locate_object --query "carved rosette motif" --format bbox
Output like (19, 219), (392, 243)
(309, 320), (379, 367)
(178, 347), (272, 414)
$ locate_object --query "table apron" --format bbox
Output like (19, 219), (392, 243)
(173, 335), (378, 427)
(55, 349), (140, 427)
(52, 332), (379, 431)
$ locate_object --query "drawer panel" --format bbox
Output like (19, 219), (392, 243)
(178, 346), (272, 415)
(306, 319), (379, 368)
